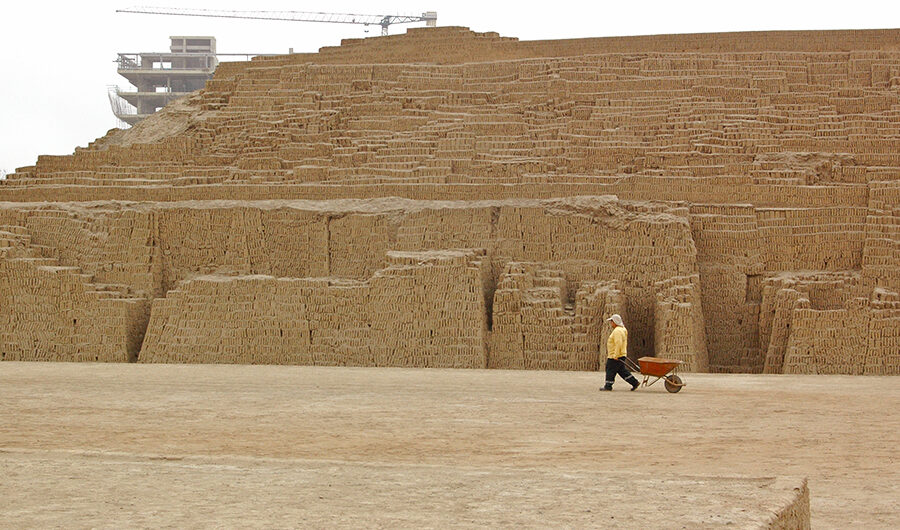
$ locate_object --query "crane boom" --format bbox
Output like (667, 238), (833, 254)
(117, 7), (437, 36)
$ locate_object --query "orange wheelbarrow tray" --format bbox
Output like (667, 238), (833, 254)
(622, 356), (686, 393)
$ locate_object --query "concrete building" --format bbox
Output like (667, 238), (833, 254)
(112, 37), (218, 126)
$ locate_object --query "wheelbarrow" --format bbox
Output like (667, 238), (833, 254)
(622, 356), (686, 393)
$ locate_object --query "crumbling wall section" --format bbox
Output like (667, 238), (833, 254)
(760, 287), (806, 374)
(782, 303), (869, 374)
(653, 274), (709, 372)
(392, 197), (697, 359)
(0, 208), (159, 297)
(862, 182), (900, 295)
(865, 289), (900, 374)
(0, 229), (149, 362)
(782, 292), (900, 375)
(488, 262), (624, 370)
(765, 479), (811, 530)
(139, 249), (489, 367)
(757, 207), (867, 272)
(689, 205), (764, 372)
(155, 206), (329, 293)
(491, 198), (697, 357)
(761, 272), (863, 373)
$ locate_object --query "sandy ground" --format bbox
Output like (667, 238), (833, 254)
(1, 451), (804, 528)
(0, 363), (896, 528)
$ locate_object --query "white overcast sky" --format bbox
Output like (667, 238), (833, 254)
(1, 0), (898, 174)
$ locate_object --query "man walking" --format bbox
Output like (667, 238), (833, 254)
(601, 314), (640, 391)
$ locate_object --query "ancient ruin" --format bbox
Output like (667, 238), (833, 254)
(2, 27), (899, 373)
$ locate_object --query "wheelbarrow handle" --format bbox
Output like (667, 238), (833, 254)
(622, 357), (641, 373)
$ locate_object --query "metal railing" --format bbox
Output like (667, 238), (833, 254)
(115, 87), (187, 96)
(116, 52), (216, 70)
(116, 52), (278, 70)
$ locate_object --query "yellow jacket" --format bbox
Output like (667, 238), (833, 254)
(607, 326), (627, 359)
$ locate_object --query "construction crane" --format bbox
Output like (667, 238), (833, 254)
(117, 7), (438, 36)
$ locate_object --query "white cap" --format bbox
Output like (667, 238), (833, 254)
(606, 314), (624, 327)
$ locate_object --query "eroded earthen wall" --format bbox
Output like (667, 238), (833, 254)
(0, 226), (149, 362)
(689, 205), (764, 372)
(782, 296), (900, 375)
(2, 27), (900, 373)
(139, 249), (489, 367)
(653, 274), (709, 372)
(488, 263), (625, 370)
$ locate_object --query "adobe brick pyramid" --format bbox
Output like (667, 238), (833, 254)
(2, 27), (899, 373)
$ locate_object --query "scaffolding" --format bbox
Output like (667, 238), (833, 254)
(107, 86), (137, 129)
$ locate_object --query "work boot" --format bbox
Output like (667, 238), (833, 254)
(627, 377), (640, 391)
(600, 385), (613, 391)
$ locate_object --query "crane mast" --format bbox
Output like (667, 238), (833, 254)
(117, 7), (438, 36)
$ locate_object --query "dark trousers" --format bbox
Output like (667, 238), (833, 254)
(605, 357), (638, 388)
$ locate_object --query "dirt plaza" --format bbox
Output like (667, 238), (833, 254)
(1, 363), (897, 527)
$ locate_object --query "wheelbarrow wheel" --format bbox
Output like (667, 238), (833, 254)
(664, 375), (684, 393)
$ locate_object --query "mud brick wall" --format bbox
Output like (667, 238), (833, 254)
(783, 302), (869, 375)
(761, 287), (806, 374)
(781, 292), (900, 375)
(759, 272), (860, 373)
(139, 249), (489, 367)
(328, 213), (399, 278)
(653, 275), (709, 372)
(756, 207), (867, 272)
(0, 208), (158, 297)
(156, 204), (405, 291)
(488, 263), (624, 370)
(689, 205), (764, 372)
(759, 273), (900, 375)
(0, 181), (875, 207)
(374, 197), (697, 358)
(395, 207), (497, 258)
(369, 250), (489, 368)
(155, 206), (330, 293)
(862, 182), (900, 294)
(3, 27), (900, 374)
(254, 26), (900, 67)
(6, 29), (900, 208)
(139, 275), (364, 364)
(0, 242), (149, 362)
(1, 193), (892, 373)
(488, 199), (697, 357)
(137, 196), (695, 368)
(865, 294), (900, 375)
